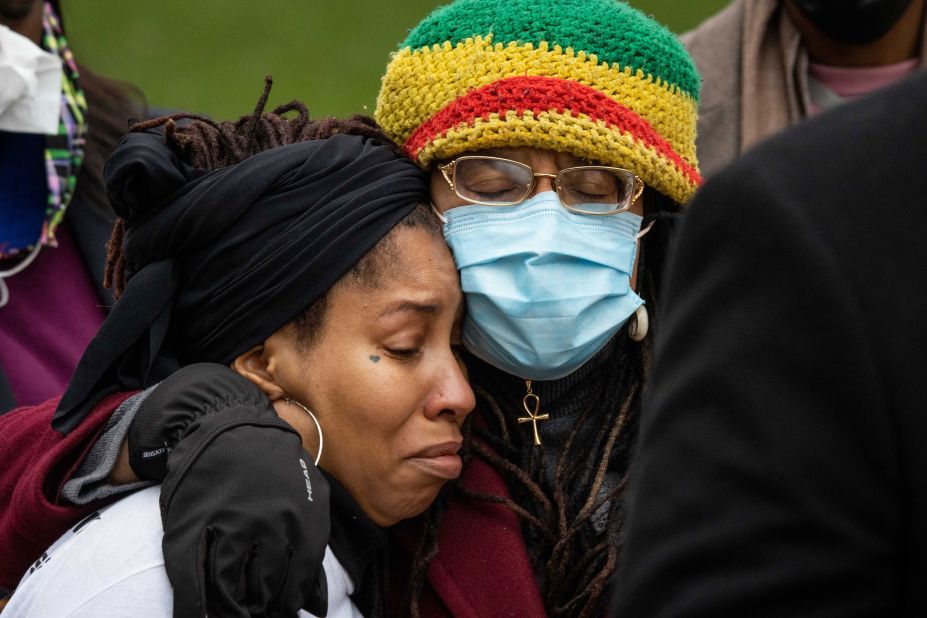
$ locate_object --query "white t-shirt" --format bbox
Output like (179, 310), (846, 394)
(4, 486), (361, 618)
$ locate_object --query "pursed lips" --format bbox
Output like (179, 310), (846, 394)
(407, 440), (464, 480)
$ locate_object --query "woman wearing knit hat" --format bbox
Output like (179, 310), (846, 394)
(373, 0), (700, 615)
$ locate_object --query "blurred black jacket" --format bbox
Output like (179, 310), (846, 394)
(611, 71), (927, 616)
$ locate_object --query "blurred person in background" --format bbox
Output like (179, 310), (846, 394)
(0, 0), (145, 412)
(611, 69), (927, 617)
(685, 0), (926, 177)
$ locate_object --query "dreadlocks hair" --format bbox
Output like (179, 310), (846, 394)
(103, 75), (399, 298)
(406, 188), (684, 618)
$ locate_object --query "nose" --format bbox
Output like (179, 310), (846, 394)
(530, 173), (557, 198)
(424, 350), (476, 422)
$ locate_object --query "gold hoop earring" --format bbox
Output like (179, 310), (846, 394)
(282, 398), (323, 466)
(628, 304), (649, 342)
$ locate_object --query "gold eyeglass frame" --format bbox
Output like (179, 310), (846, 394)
(439, 155), (644, 216)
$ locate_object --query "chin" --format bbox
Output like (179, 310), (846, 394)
(387, 485), (445, 524)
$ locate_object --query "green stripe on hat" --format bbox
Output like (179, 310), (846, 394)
(400, 0), (700, 101)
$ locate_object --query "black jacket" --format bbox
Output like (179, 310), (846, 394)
(611, 72), (927, 616)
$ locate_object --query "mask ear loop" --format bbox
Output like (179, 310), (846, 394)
(431, 203), (448, 224)
(282, 398), (323, 466)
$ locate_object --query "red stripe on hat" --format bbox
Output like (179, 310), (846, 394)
(404, 75), (701, 185)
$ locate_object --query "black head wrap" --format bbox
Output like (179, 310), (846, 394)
(54, 131), (428, 432)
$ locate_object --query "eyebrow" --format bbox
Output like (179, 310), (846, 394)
(480, 148), (586, 167)
(379, 300), (440, 319)
(481, 147), (524, 160)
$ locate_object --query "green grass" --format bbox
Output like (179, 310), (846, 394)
(63, 0), (730, 120)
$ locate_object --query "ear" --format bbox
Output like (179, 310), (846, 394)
(232, 342), (287, 401)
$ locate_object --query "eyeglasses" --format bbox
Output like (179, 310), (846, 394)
(439, 156), (644, 215)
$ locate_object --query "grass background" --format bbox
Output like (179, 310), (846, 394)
(62, 1), (730, 119)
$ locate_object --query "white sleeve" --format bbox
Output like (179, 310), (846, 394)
(3, 487), (172, 618)
(4, 486), (362, 618)
(58, 567), (173, 618)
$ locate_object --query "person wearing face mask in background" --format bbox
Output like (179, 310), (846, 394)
(0, 0), (145, 412)
(684, 0), (926, 178)
(0, 1), (702, 615)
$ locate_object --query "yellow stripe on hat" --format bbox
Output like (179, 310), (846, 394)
(376, 35), (699, 168)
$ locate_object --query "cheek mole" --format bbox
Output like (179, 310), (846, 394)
(369, 355), (381, 363)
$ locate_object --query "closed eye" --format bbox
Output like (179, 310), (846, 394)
(385, 347), (421, 360)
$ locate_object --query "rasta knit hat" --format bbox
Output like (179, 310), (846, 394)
(375, 0), (702, 204)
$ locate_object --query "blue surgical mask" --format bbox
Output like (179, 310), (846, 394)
(442, 191), (643, 381)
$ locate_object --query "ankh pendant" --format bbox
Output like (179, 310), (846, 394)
(517, 380), (550, 446)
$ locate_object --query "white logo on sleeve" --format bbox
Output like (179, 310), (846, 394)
(300, 459), (314, 502)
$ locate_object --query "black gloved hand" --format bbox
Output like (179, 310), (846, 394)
(128, 363), (330, 618)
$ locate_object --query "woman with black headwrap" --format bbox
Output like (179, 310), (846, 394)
(0, 90), (473, 617)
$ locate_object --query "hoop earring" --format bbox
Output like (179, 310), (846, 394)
(628, 304), (649, 342)
(282, 398), (323, 466)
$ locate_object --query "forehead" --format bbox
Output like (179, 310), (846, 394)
(455, 147), (596, 169)
(332, 227), (461, 315)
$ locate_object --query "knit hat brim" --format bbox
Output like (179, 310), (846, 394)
(402, 74), (700, 203)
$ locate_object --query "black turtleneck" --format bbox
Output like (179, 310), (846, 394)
(465, 333), (633, 472)
(463, 330), (639, 557)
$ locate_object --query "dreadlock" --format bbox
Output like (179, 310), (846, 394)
(406, 188), (684, 618)
(103, 75), (398, 298)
